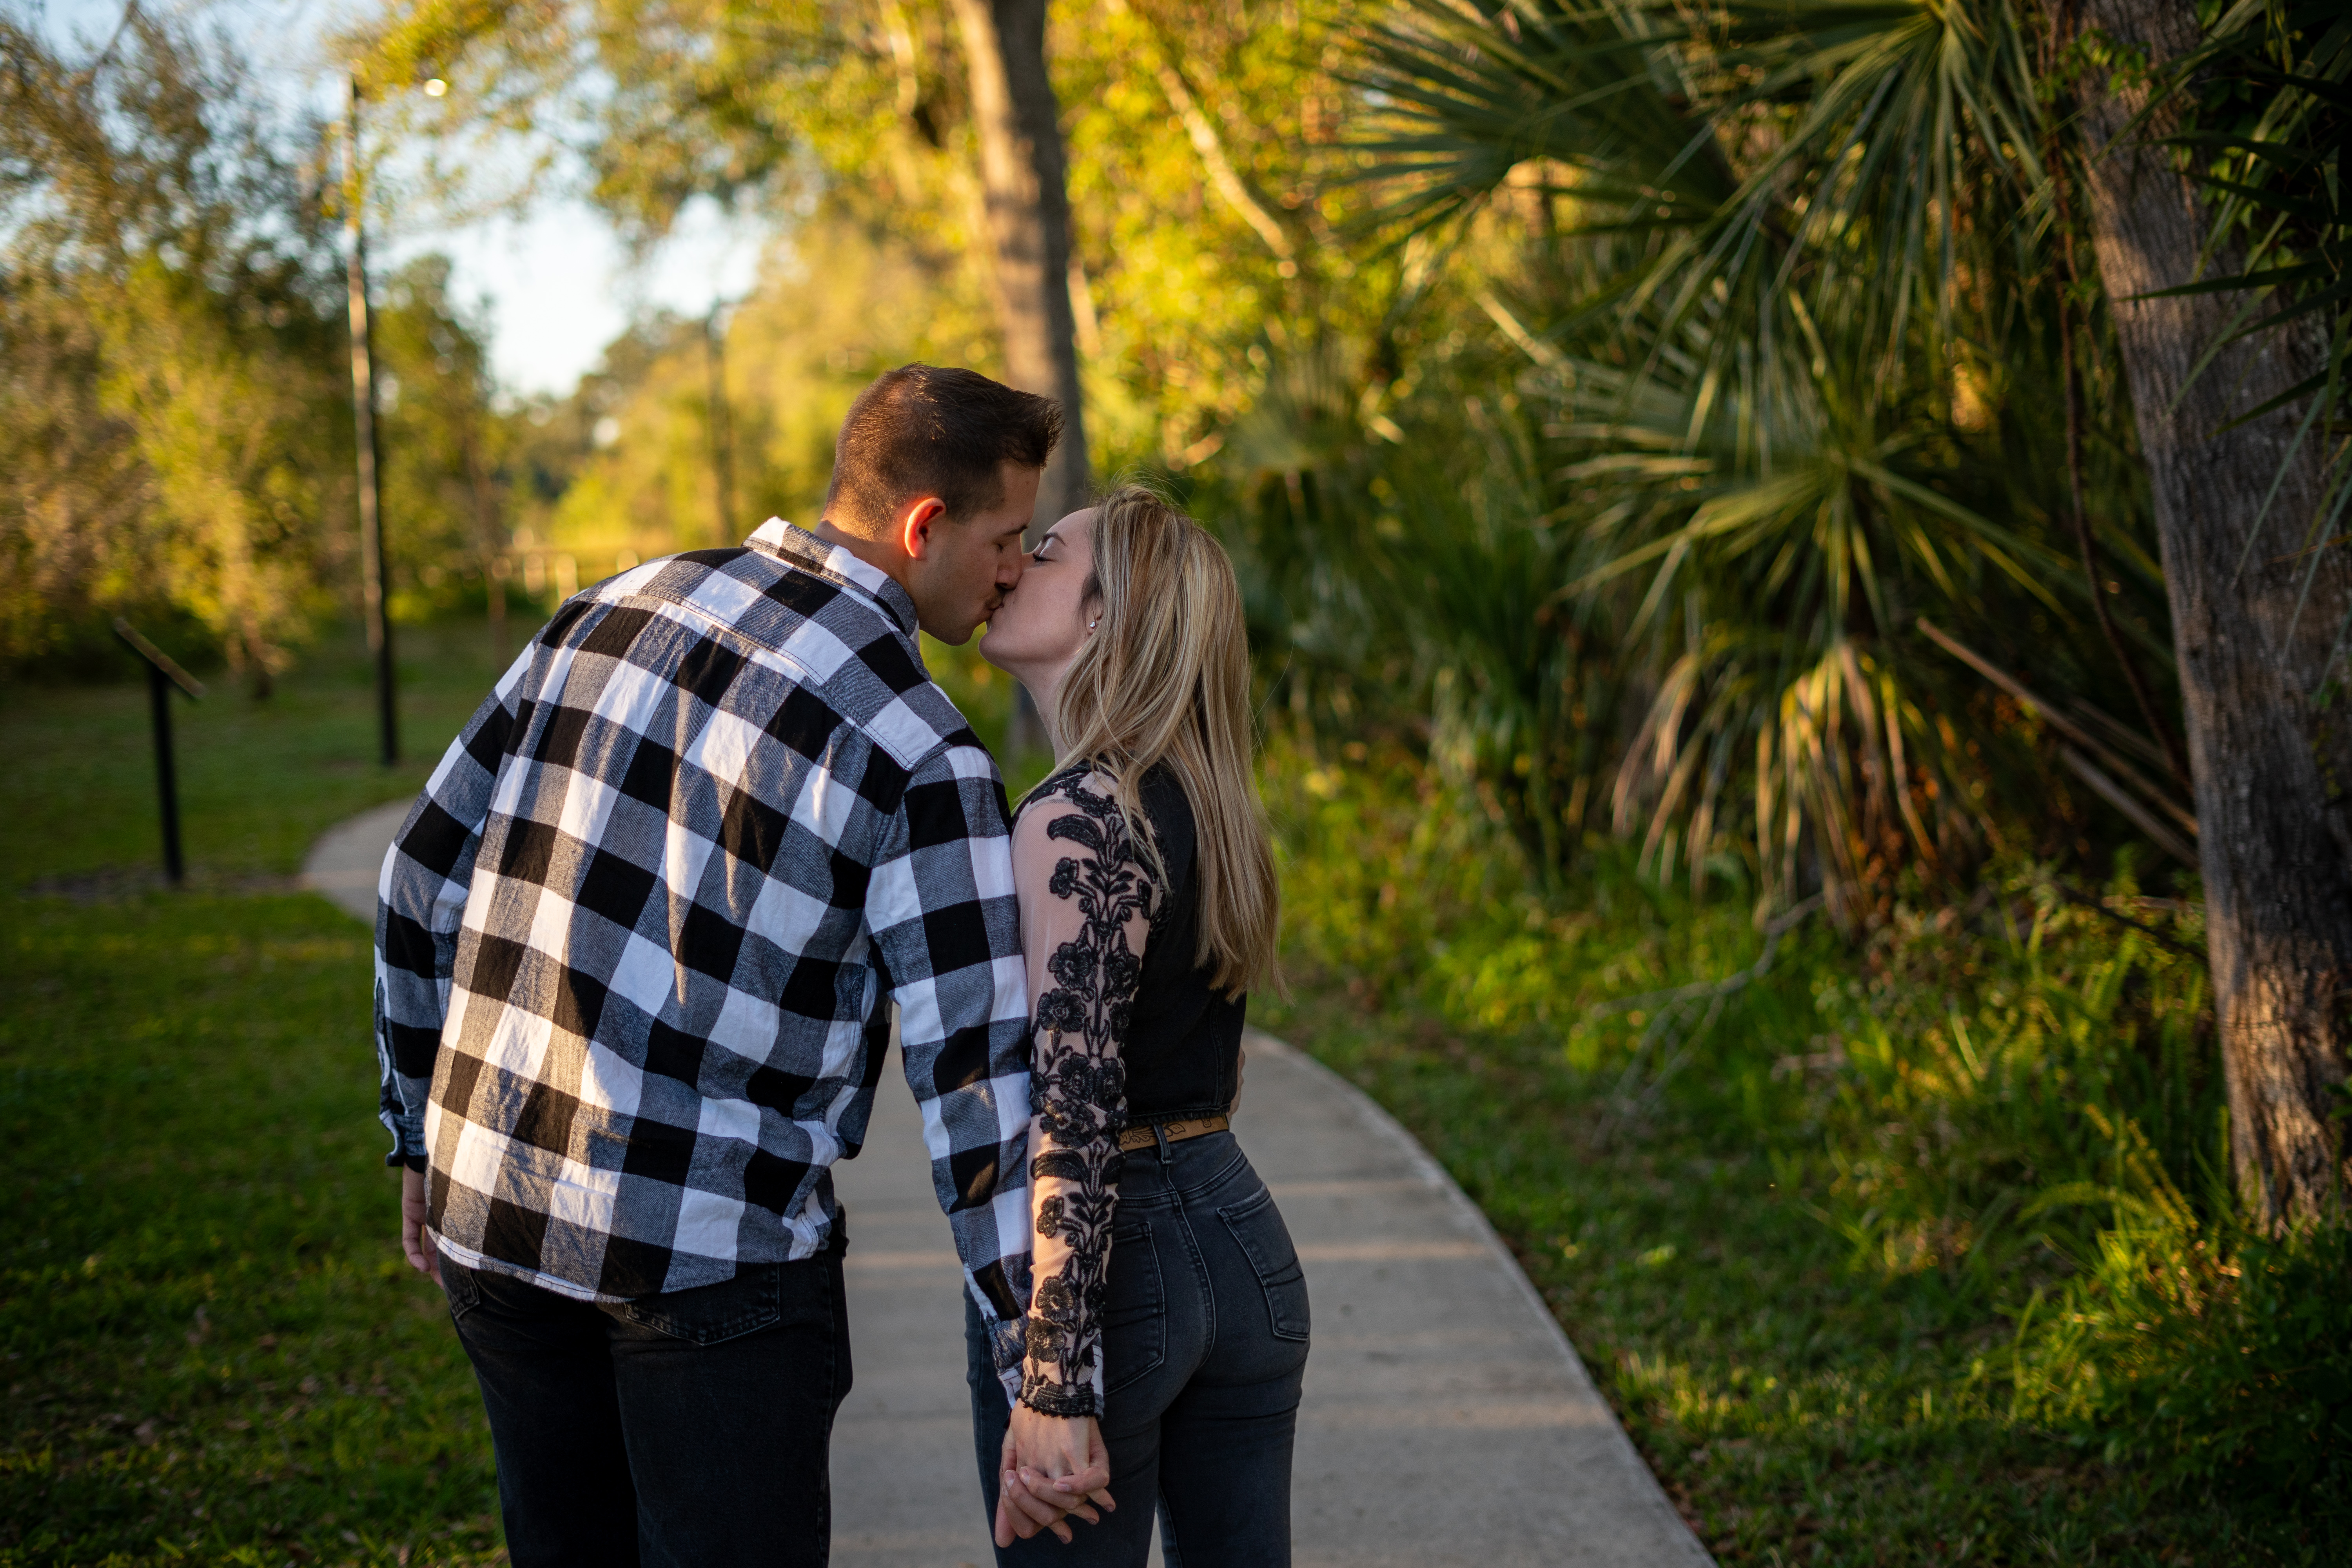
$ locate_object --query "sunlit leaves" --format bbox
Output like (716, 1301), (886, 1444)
(1347, 0), (2164, 911)
(0, 13), (345, 680)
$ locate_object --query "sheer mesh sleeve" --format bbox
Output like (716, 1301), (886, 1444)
(1013, 768), (1154, 1416)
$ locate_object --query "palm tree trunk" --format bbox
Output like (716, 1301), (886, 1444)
(2076, 0), (2352, 1226)
(950, 0), (1089, 530)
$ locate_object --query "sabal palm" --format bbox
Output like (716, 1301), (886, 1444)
(1356, 0), (2160, 909)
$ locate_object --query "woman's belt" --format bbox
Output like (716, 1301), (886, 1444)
(1115, 1114), (1230, 1154)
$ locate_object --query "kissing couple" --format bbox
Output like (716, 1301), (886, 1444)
(372, 364), (1307, 1565)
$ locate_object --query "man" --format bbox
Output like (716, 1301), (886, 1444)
(373, 365), (1076, 1564)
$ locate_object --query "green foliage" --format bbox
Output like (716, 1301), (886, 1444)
(0, 895), (502, 1567)
(1265, 0), (2188, 914)
(0, 628), (518, 1565)
(524, 216), (1002, 579)
(0, 13), (521, 685)
(1260, 738), (2348, 1555)
(2014, 1218), (2352, 1508)
(374, 257), (510, 622)
(0, 11), (346, 683)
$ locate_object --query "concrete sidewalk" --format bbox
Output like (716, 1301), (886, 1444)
(308, 805), (1713, 1567)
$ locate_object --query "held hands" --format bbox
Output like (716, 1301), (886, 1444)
(398, 1166), (442, 1284)
(993, 1404), (1115, 1548)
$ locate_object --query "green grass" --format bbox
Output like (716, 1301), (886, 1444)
(1256, 987), (2286, 1564)
(10, 619), (2336, 1566)
(1252, 737), (2343, 1566)
(0, 615), (1051, 1566)
(1, 896), (501, 1566)
(2, 622), (511, 1566)
(1, 622), (510, 888)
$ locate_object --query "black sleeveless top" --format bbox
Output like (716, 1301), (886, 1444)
(1025, 761), (1246, 1125)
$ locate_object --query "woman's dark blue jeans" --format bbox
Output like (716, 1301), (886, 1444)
(966, 1131), (1310, 1567)
(441, 1238), (851, 1568)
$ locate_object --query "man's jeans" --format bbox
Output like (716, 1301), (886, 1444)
(441, 1237), (852, 1568)
(965, 1131), (1311, 1566)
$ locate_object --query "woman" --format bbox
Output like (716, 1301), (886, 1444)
(963, 485), (1306, 1565)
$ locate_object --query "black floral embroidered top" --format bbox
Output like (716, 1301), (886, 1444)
(1011, 760), (1248, 1415)
(1011, 763), (1157, 1417)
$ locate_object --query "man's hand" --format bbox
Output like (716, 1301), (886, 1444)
(993, 1404), (1114, 1547)
(399, 1166), (442, 1284)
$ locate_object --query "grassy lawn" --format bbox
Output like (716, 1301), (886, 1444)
(7, 618), (2329, 1566)
(4, 622), (509, 891)
(1256, 987), (2186, 1564)
(0, 616), (1045, 1566)
(1247, 740), (2341, 1564)
(3, 624), (510, 1566)
(1254, 946), (2331, 1566)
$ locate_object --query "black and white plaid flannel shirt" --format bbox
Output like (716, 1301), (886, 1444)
(372, 519), (1033, 1392)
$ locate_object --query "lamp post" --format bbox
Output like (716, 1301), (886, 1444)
(345, 70), (399, 766)
(705, 303), (737, 546)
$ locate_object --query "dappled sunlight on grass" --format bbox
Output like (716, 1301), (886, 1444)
(1, 623), (518, 1564)
(1254, 731), (2347, 1565)
(0, 894), (503, 1564)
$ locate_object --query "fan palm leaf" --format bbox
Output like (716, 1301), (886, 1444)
(1350, 0), (2160, 909)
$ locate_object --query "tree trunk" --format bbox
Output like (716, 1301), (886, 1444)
(950, 0), (1089, 532)
(464, 428), (506, 658)
(2076, 0), (2352, 1226)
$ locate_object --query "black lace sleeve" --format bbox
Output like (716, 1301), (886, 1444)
(1014, 768), (1154, 1416)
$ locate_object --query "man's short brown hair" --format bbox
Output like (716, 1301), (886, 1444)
(823, 365), (1062, 531)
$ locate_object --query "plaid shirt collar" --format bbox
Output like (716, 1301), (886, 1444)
(747, 518), (924, 649)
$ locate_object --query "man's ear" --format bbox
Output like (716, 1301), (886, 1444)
(898, 496), (949, 560)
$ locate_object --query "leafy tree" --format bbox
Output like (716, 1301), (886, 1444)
(950, 0), (1091, 522)
(357, 0), (1100, 522)
(373, 253), (513, 633)
(1350, 0), (2348, 1220)
(350, 2), (1404, 499)
(0, 7), (347, 686)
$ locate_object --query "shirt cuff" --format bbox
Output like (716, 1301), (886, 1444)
(382, 1115), (428, 1170)
(1017, 1374), (1102, 1419)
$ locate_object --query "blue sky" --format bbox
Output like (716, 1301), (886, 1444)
(38, 0), (766, 396)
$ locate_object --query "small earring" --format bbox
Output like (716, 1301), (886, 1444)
(1087, 617), (1099, 633)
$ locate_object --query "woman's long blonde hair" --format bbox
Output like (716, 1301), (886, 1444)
(1051, 485), (1281, 998)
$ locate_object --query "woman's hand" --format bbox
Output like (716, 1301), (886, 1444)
(993, 1403), (1115, 1547)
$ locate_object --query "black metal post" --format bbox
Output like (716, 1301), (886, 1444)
(147, 661), (184, 886)
(114, 618), (203, 887)
(346, 73), (399, 766)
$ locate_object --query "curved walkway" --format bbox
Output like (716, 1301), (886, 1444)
(307, 806), (1713, 1568)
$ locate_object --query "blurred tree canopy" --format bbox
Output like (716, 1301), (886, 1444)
(0, 9), (346, 685)
(0, 6), (514, 684)
(9, 4), (2344, 1075)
